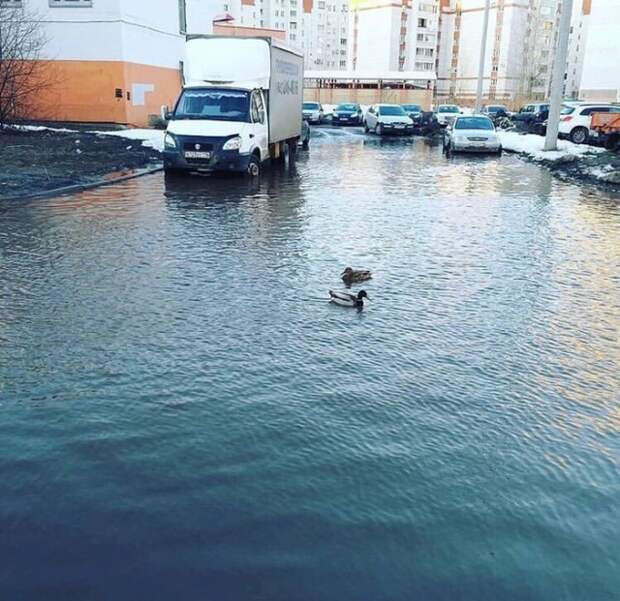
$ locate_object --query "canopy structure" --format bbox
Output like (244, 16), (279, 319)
(305, 70), (436, 91)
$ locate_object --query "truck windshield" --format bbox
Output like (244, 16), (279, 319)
(174, 88), (250, 122)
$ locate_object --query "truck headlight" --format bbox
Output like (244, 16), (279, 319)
(223, 136), (242, 151)
(164, 133), (177, 149)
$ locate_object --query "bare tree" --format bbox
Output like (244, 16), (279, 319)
(0, 3), (49, 128)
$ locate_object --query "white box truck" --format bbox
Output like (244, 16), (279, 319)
(162, 36), (304, 176)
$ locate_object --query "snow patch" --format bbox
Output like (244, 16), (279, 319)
(498, 131), (605, 162)
(90, 129), (165, 152)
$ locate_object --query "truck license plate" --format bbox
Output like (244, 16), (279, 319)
(184, 151), (211, 159)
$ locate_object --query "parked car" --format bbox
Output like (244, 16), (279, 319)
(558, 103), (620, 144)
(402, 103), (422, 120)
(435, 104), (462, 126)
(512, 103), (549, 133)
(412, 111), (441, 136)
(443, 115), (502, 156)
(481, 104), (510, 119)
(332, 103), (363, 125)
(364, 104), (414, 135)
(302, 101), (324, 124)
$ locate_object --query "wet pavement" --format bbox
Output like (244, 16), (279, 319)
(1, 127), (619, 600)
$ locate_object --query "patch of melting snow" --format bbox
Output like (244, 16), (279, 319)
(498, 131), (605, 161)
(89, 129), (165, 152)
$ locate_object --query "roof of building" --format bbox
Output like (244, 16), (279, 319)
(305, 70), (437, 81)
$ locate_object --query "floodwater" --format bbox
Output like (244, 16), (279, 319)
(1, 128), (619, 600)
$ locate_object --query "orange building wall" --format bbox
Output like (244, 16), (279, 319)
(28, 60), (182, 127)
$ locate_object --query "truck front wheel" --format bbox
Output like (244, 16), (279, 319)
(247, 155), (261, 177)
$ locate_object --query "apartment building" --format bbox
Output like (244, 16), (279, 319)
(436, 0), (530, 102)
(205, 0), (350, 70)
(436, 0), (591, 104)
(579, 0), (618, 102)
(348, 0), (440, 74)
(1, 0), (200, 125)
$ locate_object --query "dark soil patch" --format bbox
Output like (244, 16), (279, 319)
(0, 127), (161, 200)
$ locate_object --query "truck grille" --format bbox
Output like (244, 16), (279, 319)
(183, 141), (214, 151)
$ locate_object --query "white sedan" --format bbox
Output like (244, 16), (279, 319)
(364, 104), (414, 136)
(435, 104), (462, 126)
(443, 115), (502, 156)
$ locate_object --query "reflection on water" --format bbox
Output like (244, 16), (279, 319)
(1, 130), (619, 601)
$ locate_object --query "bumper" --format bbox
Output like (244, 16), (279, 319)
(333, 116), (359, 124)
(452, 142), (501, 153)
(163, 148), (252, 173)
(379, 126), (414, 135)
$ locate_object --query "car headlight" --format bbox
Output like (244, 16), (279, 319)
(222, 136), (242, 151)
(164, 133), (177, 149)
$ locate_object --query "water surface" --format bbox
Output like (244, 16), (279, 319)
(1, 131), (619, 600)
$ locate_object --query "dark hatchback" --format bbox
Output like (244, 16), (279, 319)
(332, 103), (363, 125)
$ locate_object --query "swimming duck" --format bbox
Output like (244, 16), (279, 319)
(341, 267), (372, 284)
(329, 290), (369, 308)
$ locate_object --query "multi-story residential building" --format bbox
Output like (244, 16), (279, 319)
(204, 0), (350, 71)
(579, 0), (618, 102)
(348, 0), (440, 74)
(2, 0), (200, 126)
(564, 0), (590, 99)
(436, 0), (530, 102)
(436, 0), (590, 104)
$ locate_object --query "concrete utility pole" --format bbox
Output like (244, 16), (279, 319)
(475, 0), (491, 113)
(544, 0), (574, 151)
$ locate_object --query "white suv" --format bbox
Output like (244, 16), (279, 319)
(559, 103), (620, 144)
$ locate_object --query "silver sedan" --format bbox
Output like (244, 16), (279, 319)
(443, 115), (502, 156)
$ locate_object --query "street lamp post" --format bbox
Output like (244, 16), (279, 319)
(475, 0), (491, 113)
(544, 0), (574, 151)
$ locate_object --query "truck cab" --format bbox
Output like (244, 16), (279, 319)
(163, 86), (267, 176)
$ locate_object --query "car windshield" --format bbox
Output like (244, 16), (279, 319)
(486, 106), (505, 113)
(336, 104), (357, 111)
(560, 105), (576, 115)
(438, 105), (459, 113)
(174, 88), (250, 122)
(379, 106), (406, 116)
(454, 117), (494, 130)
(403, 105), (421, 111)
(303, 102), (320, 110)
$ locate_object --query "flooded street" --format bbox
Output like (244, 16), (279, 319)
(1, 129), (619, 600)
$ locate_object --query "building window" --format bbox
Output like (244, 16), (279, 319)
(0, 1), (23, 7)
(418, 18), (427, 28)
(48, 0), (93, 6)
(178, 0), (187, 34)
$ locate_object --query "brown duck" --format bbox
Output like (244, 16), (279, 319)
(341, 267), (372, 284)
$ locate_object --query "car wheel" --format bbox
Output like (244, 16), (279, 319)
(376, 124), (383, 136)
(247, 155), (261, 177)
(570, 126), (588, 145)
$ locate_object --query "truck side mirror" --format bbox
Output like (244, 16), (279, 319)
(161, 105), (172, 121)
